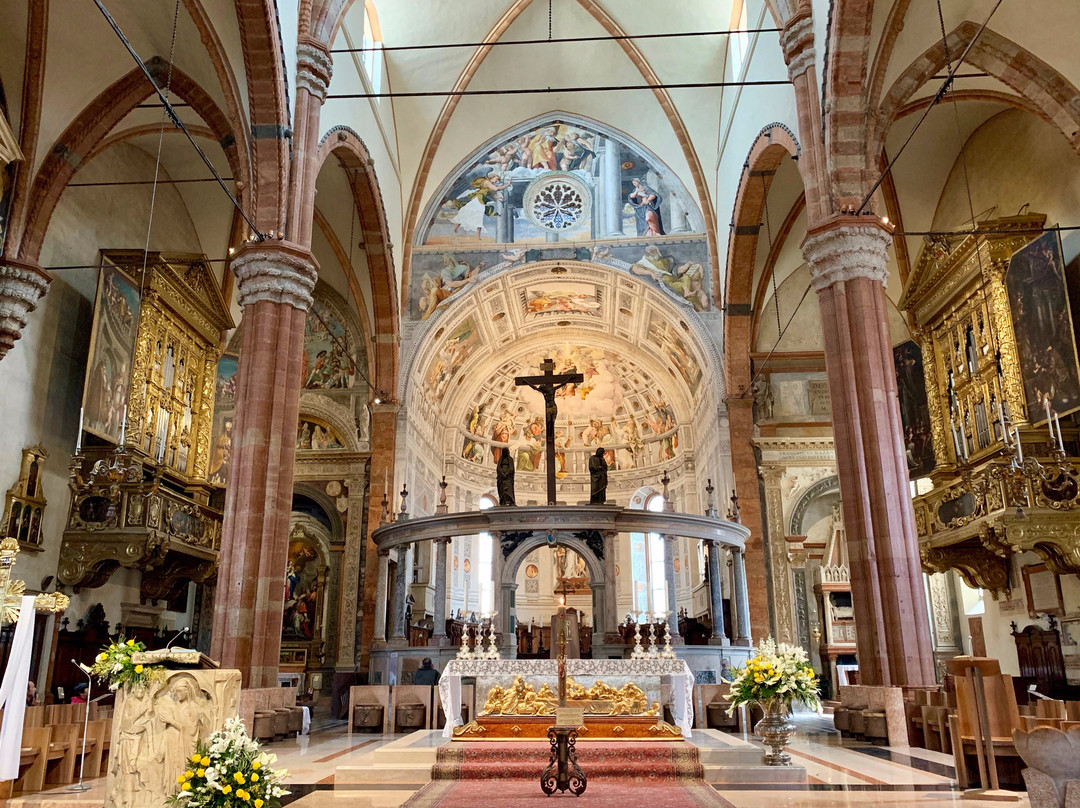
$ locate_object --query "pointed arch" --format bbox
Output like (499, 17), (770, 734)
(871, 24), (1080, 163)
(16, 61), (246, 263)
(316, 126), (400, 398)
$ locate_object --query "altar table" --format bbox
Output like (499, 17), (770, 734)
(438, 658), (694, 738)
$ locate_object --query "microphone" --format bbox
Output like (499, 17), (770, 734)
(165, 627), (191, 650)
(73, 659), (92, 675)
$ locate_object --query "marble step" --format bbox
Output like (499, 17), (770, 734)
(696, 745), (765, 766)
(335, 761), (433, 786)
(703, 763), (808, 783)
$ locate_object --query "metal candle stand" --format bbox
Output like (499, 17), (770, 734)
(540, 726), (587, 796)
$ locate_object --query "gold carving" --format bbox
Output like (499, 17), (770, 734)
(480, 675), (660, 717)
(921, 542), (1010, 598)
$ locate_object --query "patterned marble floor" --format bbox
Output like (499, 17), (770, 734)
(0, 716), (1031, 808)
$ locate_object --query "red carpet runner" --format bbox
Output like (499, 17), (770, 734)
(403, 741), (736, 808)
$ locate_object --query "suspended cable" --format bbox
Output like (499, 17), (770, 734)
(90, 0), (264, 240)
(742, 282), (816, 396)
(325, 79), (791, 100)
(330, 28), (781, 54)
(855, 0), (1005, 214)
(45, 260), (231, 271)
(67, 178), (234, 187)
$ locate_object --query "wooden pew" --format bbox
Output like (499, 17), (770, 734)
(946, 657), (1023, 792)
(13, 726), (51, 795)
(44, 723), (78, 785)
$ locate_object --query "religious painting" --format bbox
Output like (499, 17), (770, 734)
(283, 530), (323, 641)
(461, 403), (487, 464)
(296, 418), (345, 451)
(208, 354), (237, 486)
(628, 246), (708, 312)
(425, 318), (480, 401)
(893, 340), (935, 478)
(303, 298), (358, 390)
(645, 312), (703, 396)
(525, 564), (539, 579)
(521, 282), (602, 318)
(416, 253), (488, 320)
(1005, 230), (1080, 420)
(82, 265), (141, 442)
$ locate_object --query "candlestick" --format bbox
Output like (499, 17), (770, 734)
(1015, 427), (1023, 463)
(631, 618), (644, 659)
(75, 407), (84, 453)
(662, 613), (676, 659)
(646, 615), (658, 659)
(119, 414), (127, 446)
(1054, 411), (1064, 452)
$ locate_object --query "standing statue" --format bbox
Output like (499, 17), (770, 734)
(497, 449), (516, 506)
(588, 446), (608, 504)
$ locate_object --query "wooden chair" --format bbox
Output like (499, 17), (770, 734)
(44, 723), (78, 785)
(946, 657), (1023, 791)
(23, 705), (44, 728)
(1022, 699), (1068, 730)
(13, 726), (51, 795)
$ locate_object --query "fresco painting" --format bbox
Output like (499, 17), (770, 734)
(83, 266), (141, 442)
(425, 318), (481, 401)
(521, 282), (602, 318)
(296, 418), (345, 451)
(303, 298), (359, 390)
(645, 313), (703, 396)
(208, 354), (238, 486)
(1005, 230), (1080, 419)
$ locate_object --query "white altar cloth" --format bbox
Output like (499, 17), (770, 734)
(438, 658), (694, 739)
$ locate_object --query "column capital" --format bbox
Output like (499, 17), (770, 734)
(296, 38), (334, 103)
(780, 9), (815, 80)
(802, 216), (893, 291)
(0, 257), (50, 359)
(231, 242), (318, 310)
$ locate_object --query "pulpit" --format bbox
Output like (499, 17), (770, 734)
(105, 650), (240, 808)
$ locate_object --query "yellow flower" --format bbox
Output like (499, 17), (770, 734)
(250, 773), (259, 782)
(181, 783), (192, 792)
(185, 771), (194, 779)
(251, 762), (261, 771)
(196, 769), (205, 778)
(201, 756), (210, 767)
(222, 785), (232, 795)
(127, 639), (135, 647)
(192, 754), (203, 764)
(255, 800), (264, 808)
(97, 653), (107, 663)
(234, 772), (245, 785)
(135, 665), (144, 674)
(177, 775), (187, 784)
(238, 790), (250, 802)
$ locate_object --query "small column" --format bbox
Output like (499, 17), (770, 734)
(388, 544), (410, 647)
(731, 547), (752, 646)
(601, 530), (619, 644)
(496, 192), (515, 243)
(707, 542), (728, 644)
(429, 538), (449, 645)
(372, 551), (390, 647)
(602, 136), (624, 237)
(662, 535), (682, 643)
(337, 473), (366, 669)
(0, 258), (50, 361)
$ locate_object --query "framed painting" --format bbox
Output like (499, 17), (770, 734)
(893, 340), (935, 478)
(1005, 230), (1080, 421)
(82, 263), (141, 442)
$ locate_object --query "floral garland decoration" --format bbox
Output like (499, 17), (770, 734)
(168, 718), (289, 808)
(725, 637), (822, 715)
(89, 637), (165, 691)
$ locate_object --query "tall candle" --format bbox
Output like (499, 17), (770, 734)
(1015, 427), (1023, 463)
(76, 407), (84, 453)
(1054, 412), (1064, 452)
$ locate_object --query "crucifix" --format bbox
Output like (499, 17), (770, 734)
(515, 358), (584, 506)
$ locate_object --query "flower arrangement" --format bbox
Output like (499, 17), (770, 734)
(726, 637), (821, 715)
(167, 718), (289, 808)
(89, 637), (165, 691)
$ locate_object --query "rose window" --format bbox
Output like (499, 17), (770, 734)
(524, 173), (591, 233)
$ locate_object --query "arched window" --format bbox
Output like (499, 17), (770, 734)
(477, 494), (497, 614)
(730, 0), (750, 76)
(629, 492), (668, 616)
(362, 2), (383, 95)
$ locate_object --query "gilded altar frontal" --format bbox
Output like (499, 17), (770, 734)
(5, 0), (1080, 803)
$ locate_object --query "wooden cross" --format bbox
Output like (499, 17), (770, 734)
(0, 537), (68, 625)
(514, 358), (584, 506)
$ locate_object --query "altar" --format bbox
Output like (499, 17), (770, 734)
(438, 658), (695, 739)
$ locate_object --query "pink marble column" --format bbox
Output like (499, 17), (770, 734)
(289, 38), (332, 246)
(802, 217), (935, 687)
(211, 242), (317, 689)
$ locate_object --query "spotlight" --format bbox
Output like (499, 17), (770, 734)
(881, 216), (890, 225)
(374, 396), (382, 405)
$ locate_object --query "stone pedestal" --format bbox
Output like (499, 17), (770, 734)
(105, 667), (240, 808)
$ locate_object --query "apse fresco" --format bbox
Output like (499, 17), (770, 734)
(644, 312), (703, 396)
(425, 317), (481, 400)
(1005, 231), (1080, 419)
(421, 120), (686, 247)
(83, 266), (141, 442)
(208, 354), (238, 486)
(457, 346), (680, 474)
(893, 340), (935, 478)
(303, 298), (360, 389)
(521, 282), (602, 318)
(409, 239), (711, 323)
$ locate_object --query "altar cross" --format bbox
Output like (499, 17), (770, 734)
(515, 358), (584, 506)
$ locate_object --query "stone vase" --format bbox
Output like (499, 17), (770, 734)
(754, 699), (796, 766)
